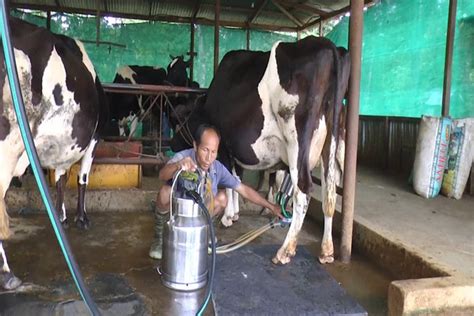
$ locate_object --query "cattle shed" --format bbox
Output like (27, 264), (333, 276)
(2, 0), (474, 315)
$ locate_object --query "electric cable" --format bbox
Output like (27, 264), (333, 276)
(0, 7), (99, 315)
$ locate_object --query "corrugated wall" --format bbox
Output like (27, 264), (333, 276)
(358, 116), (420, 174)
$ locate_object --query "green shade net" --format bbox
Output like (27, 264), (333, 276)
(13, 10), (295, 88)
(327, 0), (474, 118)
(14, 1), (472, 118)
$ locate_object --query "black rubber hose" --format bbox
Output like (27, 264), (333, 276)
(185, 190), (216, 316)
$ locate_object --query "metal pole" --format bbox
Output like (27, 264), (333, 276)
(246, 27), (250, 50)
(214, 0), (220, 74)
(441, 0), (457, 117)
(46, 11), (51, 30)
(190, 22), (195, 82)
(96, 6), (100, 46)
(340, 0), (363, 264)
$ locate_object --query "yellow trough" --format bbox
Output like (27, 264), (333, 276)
(48, 141), (142, 189)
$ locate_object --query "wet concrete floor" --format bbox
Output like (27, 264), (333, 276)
(1, 211), (391, 315)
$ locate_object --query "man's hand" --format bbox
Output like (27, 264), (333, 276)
(268, 202), (284, 220)
(178, 157), (197, 172)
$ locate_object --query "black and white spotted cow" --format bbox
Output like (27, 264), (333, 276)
(109, 65), (166, 135)
(0, 17), (106, 289)
(171, 36), (350, 265)
(108, 56), (197, 136)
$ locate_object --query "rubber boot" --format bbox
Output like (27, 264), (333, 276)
(149, 210), (169, 259)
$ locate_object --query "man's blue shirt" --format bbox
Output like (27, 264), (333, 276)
(168, 148), (241, 195)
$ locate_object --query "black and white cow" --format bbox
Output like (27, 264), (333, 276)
(108, 56), (197, 136)
(108, 65), (166, 135)
(171, 36), (350, 265)
(0, 17), (105, 289)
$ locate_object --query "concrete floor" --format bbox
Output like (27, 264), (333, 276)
(3, 165), (473, 315)
(1, 212), (390, 315)
(332, 166), (474, 279)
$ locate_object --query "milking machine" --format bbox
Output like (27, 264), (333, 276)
(159, 169), (216, 315)
(159, 169), (294, 314)
(274, 172), (294, 219)
(161, 170), (213, 292)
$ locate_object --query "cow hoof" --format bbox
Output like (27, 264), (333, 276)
(61, 219), (69, 229)
(220, 216), (233, 227)
(0, 272), (22, 290)
(75, 218), (90, 230)
(318, 255), (334, 264)
(271, 255), (291, 265)
(232, 214), (239, 222)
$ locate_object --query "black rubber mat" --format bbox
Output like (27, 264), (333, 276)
(0, 273), (147, 315)
(212, 245), (367, 316)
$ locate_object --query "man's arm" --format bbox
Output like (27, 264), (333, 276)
(159, 157), (197, 181)
(235, 183), (283, 219)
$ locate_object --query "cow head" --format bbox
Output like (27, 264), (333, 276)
(166, 55), (191, 87)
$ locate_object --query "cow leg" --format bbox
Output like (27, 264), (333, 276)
(55, 169), (68, 228)
(231, 168), (240, 221)
(118, 117), (128, 136)
(76, 137), (98, 230)
(13, 152), (30, 178)
(0, 241), (21, 290)
(261, 171), (275, 216)
(261, 171), (286, 216)
(0, 149), (21, 289)
(12, 152), (33, 214)
(0, 149), (15, 241)
(221, 188), (235, 227)
(319, 160), (334, 263)
(319, 131), (339, 264)
(221, 167), (241, 227)
(272, 188), (309, 265)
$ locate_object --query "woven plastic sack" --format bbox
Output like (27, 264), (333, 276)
(413, 116), (452, 198)
(441, 118), (474, 199)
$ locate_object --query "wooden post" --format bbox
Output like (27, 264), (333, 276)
(340, 0), (364, 264)
(441, 0), (458, 117)
(214, 0), (220, 74)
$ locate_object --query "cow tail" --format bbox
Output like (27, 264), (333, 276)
(324, 45), (344, 213)
(331, 45), (342, 161)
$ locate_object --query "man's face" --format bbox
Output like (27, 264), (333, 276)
(194, 129), (219, 172)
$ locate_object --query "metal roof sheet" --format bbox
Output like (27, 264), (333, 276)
(11, 0), (376, 32)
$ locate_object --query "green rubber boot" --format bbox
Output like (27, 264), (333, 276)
(149, 210), (169, 260)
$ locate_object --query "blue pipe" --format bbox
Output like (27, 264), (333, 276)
(0, 4), (99, 315)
